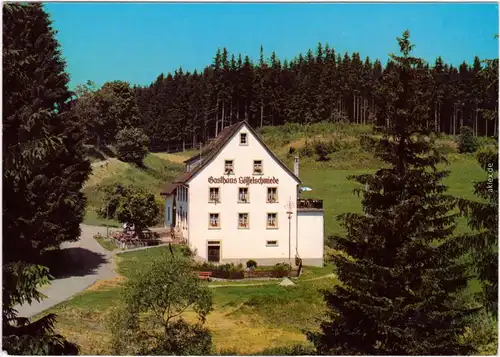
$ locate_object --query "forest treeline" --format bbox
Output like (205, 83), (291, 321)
(106, 43), (498, 152)
(74, 43), (498, 152)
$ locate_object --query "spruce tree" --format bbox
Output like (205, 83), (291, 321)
(307, 30), (478, 355)
(456, 149), (498, 316)
(3, 3), (90, 354)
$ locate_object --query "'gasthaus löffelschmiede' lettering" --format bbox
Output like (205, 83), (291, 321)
(207, 176), (279, 186)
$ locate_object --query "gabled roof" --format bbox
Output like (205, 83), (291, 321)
(183, 124), (242, 164)
(161, 120), (300, 193)
(160, 183), (178, 197)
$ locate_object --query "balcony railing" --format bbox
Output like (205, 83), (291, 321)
(297, 198), (323, 210)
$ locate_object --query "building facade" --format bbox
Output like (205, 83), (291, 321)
(161, 121), (324, 267)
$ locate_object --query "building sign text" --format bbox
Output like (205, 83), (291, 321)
(208, 176), (279, 185)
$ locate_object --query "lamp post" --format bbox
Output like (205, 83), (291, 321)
(285, 197), (294, 277)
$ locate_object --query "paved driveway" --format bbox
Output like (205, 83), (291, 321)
(15, 224), (117, 318)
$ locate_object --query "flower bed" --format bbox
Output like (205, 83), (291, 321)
(194, 262), (298, 280)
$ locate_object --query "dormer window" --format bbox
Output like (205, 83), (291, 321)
(253, 160), (263, 175)
(240, 133), (248, 145)
(225, 160), (234, 175)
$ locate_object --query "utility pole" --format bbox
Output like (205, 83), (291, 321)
(285, 197), (294, 277)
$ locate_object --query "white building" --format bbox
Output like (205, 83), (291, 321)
(161, 121), (324, 267)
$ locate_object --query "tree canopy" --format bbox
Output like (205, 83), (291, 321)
(109, 253), (213, 355)
(3, 3), (90, 354)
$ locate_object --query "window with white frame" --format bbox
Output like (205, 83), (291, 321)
(209, 213), (220, 228)
(240, 133), (248, 145)
(253, 160), (263, 175)
(267, 187), (278, 203)
(238, 213), (249, 228)
(209, 187), (220, 203)
(238, 187), (249, 203)
(224, 160), (234, 175)
(266, 240), (278, 247)
(267, 213), (278, 228)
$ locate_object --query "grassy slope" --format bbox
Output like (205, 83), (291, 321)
(43, 246), (336, 354)
(70, 122), (495, 353)
(83, 154), (185, 226)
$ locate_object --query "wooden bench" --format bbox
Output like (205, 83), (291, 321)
(198, 271), (212, 281)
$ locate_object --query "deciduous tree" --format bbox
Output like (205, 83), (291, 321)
(108, 253), (213, 355)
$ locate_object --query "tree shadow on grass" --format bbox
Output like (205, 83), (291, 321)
(41, 247), (108, 280)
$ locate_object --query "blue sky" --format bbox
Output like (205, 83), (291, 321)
(44, 2), (499, 90)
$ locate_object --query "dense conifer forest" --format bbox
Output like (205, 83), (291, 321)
(126, 44), (499, 151)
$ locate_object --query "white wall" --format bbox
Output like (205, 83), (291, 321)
(176, 186), (189, 241)
(187, 124), (301, 265)
(165, 195), (174, 227)
(297, 211), (324, 266)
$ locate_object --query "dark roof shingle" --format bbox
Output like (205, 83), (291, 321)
(161, 120), (300, 192)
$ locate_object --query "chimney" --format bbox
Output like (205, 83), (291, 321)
(293, 155), (299, 178)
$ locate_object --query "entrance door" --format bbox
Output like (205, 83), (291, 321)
(207, 241), (221, 263)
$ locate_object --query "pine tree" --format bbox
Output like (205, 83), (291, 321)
(307, 30), (478, 355)
(456, 148), (498, 316)
(3, 3), (90, 354)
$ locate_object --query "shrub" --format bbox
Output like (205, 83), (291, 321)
(115, 127), (150, 165)
(359, 134), (377, 152)
(180, 245), (195, 258)
(314, 141), (332, 161)
(273, 262), (292, 277)
(195, 262), (245, 279)
(288, 146), (296, 155)
(246, 260), (257, 269)
(457, 126), (478, 153)
(300, 140), (314, 158)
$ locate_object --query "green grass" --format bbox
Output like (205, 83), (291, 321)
(42, 246), (336, 354)
(115, 245), (182, 278)
(93, 235), (118, 251)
